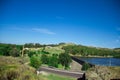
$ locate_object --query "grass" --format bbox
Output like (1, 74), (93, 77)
(44, 46), (65, 55)
(86, 65), (120, 80)
(26, 46), (65, 57)
(42, 64), (65, 70)
(0, 56), (46, 80)
(0, 56), (76, 80)
(58, 64), (64, 69)
(42, 73), (76, 80)
(42, 64), (49, 67)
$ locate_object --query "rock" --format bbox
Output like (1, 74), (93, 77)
(37, 71), (48, 76)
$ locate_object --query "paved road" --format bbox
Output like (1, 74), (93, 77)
(38, 66), (85, 79)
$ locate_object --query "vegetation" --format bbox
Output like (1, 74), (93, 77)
(30, 56), (42, 69)
(0, 43), (22, 56)
(48, 54), (58, 68)
(86, 66), (120, 80)
(0, 56), (45, 80)
(81, 63), (91, 71)
(41, 54), (49, 64)
(44, 73), (75, 80)
(59, 53), (72, 69)
(24, 43), (59, 48)
(62, 45), (120, 57)
(28, 51), (36, 57)
(40, 53), (72, 69)
(0, 43), (72, 69)
(0, 42), (120, 80)
(44, 46), (64, 55)
(0, 56), (75, 80)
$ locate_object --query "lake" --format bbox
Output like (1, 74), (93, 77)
(79, 57), (120, 66)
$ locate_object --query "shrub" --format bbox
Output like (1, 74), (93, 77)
(59, 53), (72, 69)
(28, 51), (36, 57)
(41, 54), (49, 64)
(48, 55), (58, 68)
(81, 63), (91, 71)
(9, 48), (20, 57)
(30, 56), (41, 69)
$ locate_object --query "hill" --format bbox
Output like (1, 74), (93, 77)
(0, 56), (45, 80)
(0, 56), (75, 80)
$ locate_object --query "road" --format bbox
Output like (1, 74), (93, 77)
(38, 66), (85, 79)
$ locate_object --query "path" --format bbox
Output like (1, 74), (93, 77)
(38, 66), (85, 79)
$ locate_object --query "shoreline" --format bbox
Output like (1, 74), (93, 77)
(72, 55), (113, 58)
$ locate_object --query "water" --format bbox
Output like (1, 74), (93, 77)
(79, 57), (120, 66)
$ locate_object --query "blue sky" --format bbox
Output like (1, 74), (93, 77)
(0, 0), (120, 48)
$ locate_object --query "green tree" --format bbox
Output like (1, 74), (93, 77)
(41, 54), (49, 64)
(59, 53), (72, 69)
(24, 43), (34, 48)
(30, 56), (41, 69)
(28, 51), (36, 57)
(48, 55), (58, 68)
(35, 43), (42, 48)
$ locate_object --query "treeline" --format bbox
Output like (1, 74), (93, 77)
(1, 43), (120, 58)
(24, 43), (59, 48)
(62, 45), (120, 58)
(24, 42), (66, 48)
(0, 43), (22, 57)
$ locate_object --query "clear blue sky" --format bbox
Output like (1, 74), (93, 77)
(0, 0), (120, 48)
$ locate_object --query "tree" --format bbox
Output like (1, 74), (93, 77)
(35, 43), (42, 48)
(41, 54), (49, 64)
(59, 42), (65, 45)
(3, 45), (12, 56)
(59, 53), (72, 69)
(28, 51), (36, 57)
(24, 43), (34, 48)
(48, 55), (58, 68)
(9, 48), (20, 57)
(30, 56), (41, 69)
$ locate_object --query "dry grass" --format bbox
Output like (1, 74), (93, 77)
(0, 56), (77, 80)
(86, 65), (120, 80)
(44, 46), (65, 55)
(0, 56), (46, 80)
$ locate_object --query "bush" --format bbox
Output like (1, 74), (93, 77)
(28, 51), (36, 57)
(81, 63), (91, 71)
(30, 56), (41, 69)
(59, 53), (72, 69)
(48, 55), (58, 68)
(41, 54), (49, 64)
(9, 48), (20, 57)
